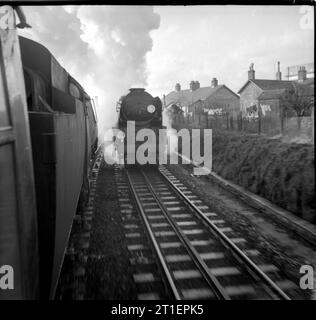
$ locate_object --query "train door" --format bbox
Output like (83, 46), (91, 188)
(0, 13), (39, 299)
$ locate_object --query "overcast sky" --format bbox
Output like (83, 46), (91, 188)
(147, 5), (314, 96)
(20, 5), (314, 133)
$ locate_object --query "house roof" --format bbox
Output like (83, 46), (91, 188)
(258, 89), (287, 100)
(164, 84), (239, 107)
(238, 79), (293, 94)
(258, 82), (314, 100)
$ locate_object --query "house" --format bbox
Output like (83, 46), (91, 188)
(258, 84), (314, 118)
(238, 62), (295, 117)
(238, 62), (314, 134)
(163, 78), (240, 121)
(238, 62), (314, 117)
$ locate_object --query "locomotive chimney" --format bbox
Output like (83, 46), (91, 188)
(129, 88), (145, 92)
(248, 63), (255, 80)
(175, 83), (181, 92)
(276, 61), (282, 80)
(211, 78), (218, 88)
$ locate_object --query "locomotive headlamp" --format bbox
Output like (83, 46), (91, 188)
(147, 104), (155, 113)
(117, 130), (125, 140)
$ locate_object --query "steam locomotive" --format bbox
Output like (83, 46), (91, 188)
(116, 88), (164, 165)
(0, 24), (98, 298)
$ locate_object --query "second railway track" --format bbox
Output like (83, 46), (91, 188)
(116, 165), (299, 300)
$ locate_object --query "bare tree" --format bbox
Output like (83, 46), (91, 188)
(280, 82), (314, 130)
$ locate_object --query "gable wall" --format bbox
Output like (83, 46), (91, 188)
(205, 87), (240, 117)
(239, 82), (263, 114)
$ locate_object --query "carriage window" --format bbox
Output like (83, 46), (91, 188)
(23, 69), (49, 112)
(69, 82), (81, 99)
(35, 75), (48, 110)
(23, 70), (33, 110)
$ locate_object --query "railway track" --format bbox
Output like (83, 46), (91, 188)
(116, 165), (299, 300)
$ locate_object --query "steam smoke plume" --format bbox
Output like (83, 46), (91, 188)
(20, 5), (160, 137)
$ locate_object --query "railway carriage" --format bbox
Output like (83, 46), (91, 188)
(0, 15), (98, 299)
(0, 18), (39, 300)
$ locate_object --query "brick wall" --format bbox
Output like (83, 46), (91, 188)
(239, 82), (263, 114)
(206, 87), (240, 119)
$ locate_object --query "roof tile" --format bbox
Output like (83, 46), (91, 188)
(165, 85), (223, 107)
(252, 79), (293, 90)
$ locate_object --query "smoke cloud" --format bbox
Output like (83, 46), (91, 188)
(19, 5), (160, 137)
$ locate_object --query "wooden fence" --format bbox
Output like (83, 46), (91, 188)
(171, 111), (314, 143)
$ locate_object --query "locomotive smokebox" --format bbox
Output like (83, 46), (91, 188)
(120, 88), (160, 122)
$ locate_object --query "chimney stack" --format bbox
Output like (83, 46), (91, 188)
(276, 61), (282, 80)
(190, 80), (199, 91)
(211, 77), (218, 88)
(298, 66), (307, 82)
(248, 63), (255, 80)
(175, 83), (181, 92)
